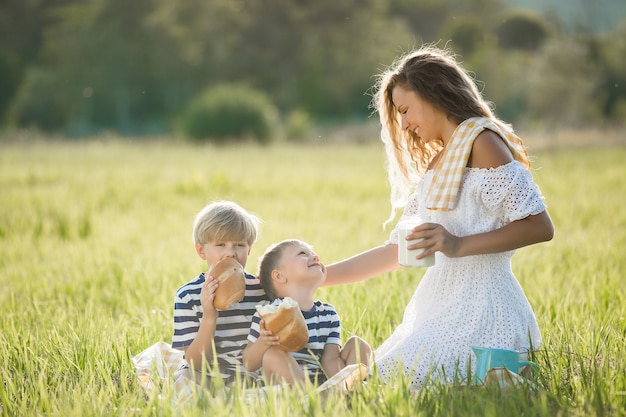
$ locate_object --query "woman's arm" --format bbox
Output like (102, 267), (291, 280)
(411, 210), (553, 259)
(411, 129), (554, 258)
(323, 243), (400, 287)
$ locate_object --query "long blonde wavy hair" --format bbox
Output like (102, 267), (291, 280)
(372, 46), (501, 225)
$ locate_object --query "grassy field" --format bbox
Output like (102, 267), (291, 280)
(1, 134), (625, 416)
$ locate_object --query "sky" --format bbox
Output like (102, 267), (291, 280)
(508, 0), (626, 33)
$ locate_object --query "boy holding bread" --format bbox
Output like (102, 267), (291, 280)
(242, 239), (371, 386)
(172, 201), (268, 386)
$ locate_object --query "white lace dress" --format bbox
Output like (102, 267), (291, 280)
(374, 161), (545, 388)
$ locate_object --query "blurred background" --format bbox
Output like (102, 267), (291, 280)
(1, 0), (625, 143)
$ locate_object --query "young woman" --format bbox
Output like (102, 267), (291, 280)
(325, 46), (554, 388)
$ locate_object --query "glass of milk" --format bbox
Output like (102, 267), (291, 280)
(397, 215), (435, 268)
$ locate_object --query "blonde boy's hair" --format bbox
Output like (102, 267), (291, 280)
(192, 201), (261, 246)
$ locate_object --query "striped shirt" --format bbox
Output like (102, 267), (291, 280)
(172, 272), (268, 382)
(426, 117), (530, 211)
(248, 299), (342, 381)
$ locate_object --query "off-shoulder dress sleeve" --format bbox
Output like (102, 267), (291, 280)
(480, 161), (546, 222)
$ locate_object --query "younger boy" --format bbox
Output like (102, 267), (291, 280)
(172, 200), (268, 386)
(242, 239), (371, 385)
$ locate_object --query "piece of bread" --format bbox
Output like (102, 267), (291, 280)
(256, 297), (309, 352)
(208, 258), (246, 310)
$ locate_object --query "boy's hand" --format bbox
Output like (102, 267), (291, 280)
(200, 274), (219, 320)
(258, 320), (280, 347)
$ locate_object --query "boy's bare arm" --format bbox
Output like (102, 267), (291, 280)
(320, 344), (344, 378)
(242, 340), (266, 371)
(182, 315), (218, 370)
(183, 274), (220, 370)
(242, 320), (279, 371)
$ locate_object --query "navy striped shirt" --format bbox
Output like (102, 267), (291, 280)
(172, 272), (268, 380)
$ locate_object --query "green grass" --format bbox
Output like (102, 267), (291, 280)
(1, 136), (625, 416)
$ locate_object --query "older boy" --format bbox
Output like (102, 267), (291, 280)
(172, 200), (268, 386)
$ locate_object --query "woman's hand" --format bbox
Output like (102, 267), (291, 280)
(407, 222), (461, 258)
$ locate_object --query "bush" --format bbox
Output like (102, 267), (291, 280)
(525, 38), (601, 127)
(285, 109), (312, 141)
(494, 10), (553, 51)
(178, 84), (278, 144)
(440, 16), (489, 57)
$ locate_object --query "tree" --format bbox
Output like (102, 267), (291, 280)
(525, 38), (600, 127)
(96, 0), (413, 122)
(494, 10), (553, 51)
(595, 21), (626, 122)
(11, 0), (187, 135)
(389, 0), (448, 43)
(0, 49), (20, 123)
(440, 16), (489, 56)
(0, 0), (75, 123)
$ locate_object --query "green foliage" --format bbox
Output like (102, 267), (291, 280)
(460, 46), (528, 122)
(9, 67), (70, 131)
(388, 0), (448, 47)
(285, 109), (313, 141)
(494, 10), (553, 51)
(178, 84), (278, 144)
(1, 0), (626, 135)
(524, 38), (601, 127)
(595, 21), (626, 122)
(440, 16), (490, 56)
(9, 0), (188, 136)
(0, 49), (21, 122)
(1, 138), (625, 416)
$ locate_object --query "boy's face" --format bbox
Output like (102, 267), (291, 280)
(277, 242), (326, 289)
(195, 240), (251, 269)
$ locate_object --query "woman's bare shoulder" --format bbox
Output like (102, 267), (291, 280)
(467, 129), (513, 169)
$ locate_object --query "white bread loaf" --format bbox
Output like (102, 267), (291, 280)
(257, 297), (309, 352)
(208, 258), (246, 310)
